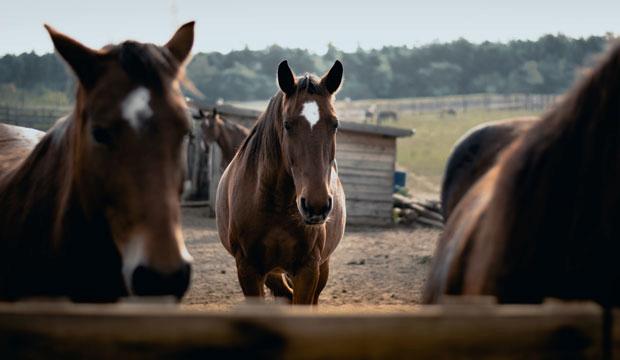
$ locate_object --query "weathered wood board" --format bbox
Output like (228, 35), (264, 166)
(0, 301), (603, 359)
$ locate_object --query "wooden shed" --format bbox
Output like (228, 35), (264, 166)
(335, 122), (413, 226)
(186, 103), (413, 226)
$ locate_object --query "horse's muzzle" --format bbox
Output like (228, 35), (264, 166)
(300, 196), (332, 225)
(131, 262), (191, 300)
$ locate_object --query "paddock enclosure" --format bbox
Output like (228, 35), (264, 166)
(0, 207), (614, 358)
(2, 106), (618, 358)
(0, 301), (612, 358)
(185, 103), (414, 225)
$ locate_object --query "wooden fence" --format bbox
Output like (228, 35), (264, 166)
(0, 94), (559, 132)
(0, 300), (614, 359)
(0, 105), (69, 130)
(337, 93), (560, 121)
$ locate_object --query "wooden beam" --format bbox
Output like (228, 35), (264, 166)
(0, 301), (602, 359)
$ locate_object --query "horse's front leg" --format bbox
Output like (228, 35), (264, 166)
(292, 260), (319, 305)
(235, 257), (265, 298)
(312, 259), (330, 305)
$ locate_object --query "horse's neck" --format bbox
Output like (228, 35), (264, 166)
(0, 115), (77, 244)
(215, 121), (239, 164)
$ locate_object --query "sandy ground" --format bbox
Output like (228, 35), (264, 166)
(181, 208), (440, 311)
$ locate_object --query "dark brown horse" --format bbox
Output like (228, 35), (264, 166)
(440, 116), (537, 219)
(216, 60), (346, 305)
(199, 109), (250, 168)
(0, 23), (196, 301)
(424, 44), (620, 306)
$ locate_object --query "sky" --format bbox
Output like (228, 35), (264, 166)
(1, 0), (619, 55)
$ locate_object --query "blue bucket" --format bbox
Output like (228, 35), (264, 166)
(393, 170), (407, 192)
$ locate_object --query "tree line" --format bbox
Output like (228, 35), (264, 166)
(0, 34), (613, 105)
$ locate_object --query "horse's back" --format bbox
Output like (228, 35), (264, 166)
(441, 117), (536, 219)
(0, 123), (45, 179)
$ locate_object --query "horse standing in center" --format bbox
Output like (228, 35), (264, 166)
(216, 60), (346, 305)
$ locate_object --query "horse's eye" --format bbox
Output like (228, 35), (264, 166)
(92, 127), (113, 145)
(284, 121), (292, 131)
(333, 122), (339, 130)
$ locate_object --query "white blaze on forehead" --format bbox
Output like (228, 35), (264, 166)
(301, 101), (320, 128)
(121, 87), (153, 130)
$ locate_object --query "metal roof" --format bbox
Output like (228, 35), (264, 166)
(339, 121), (414, 138)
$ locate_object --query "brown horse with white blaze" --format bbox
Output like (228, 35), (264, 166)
(216, 60), (346, 305)
(0, 23), (196, 301)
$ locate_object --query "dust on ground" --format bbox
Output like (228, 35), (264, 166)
(181, 208), (440, 311)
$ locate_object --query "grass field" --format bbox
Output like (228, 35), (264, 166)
(380, 109), (541, 194)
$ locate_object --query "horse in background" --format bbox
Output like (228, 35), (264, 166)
(199, 108), (250, 168)
(424, 43), (620, 306)
(440, 117), (537, 219)
(0, 22), (196, 301)
(216, 60), (346, 305)
(377, 110), (398, 124)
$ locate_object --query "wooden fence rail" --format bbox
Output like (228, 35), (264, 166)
(337, 93), (561, 121)
(0, 105), (69, 130)
(0, 301), (607, 359)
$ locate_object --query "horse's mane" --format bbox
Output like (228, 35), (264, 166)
(237, 92), (284, 168)
(479, 42), (620, 298)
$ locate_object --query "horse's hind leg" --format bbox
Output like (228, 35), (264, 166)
(313, 260), (330, 305)
(265, 273), (293, 302)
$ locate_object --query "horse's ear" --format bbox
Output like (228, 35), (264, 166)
(321, 60), (344, 94)
(44, 24), (103, 90)
(277, 60), (296, 96)
(165, 21), (195, 64)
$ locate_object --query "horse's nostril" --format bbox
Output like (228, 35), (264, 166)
(326, 197), (333, 212)
(300, 197), (309, 213)
(132, 263), (191, 300)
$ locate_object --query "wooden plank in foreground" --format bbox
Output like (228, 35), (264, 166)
(0, 302), (603, 359)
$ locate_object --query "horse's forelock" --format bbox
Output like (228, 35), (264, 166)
(112, 41), (178, 93)
(297, 74), (323, 96)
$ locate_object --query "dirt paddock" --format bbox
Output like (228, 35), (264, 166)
(181, 208), (440, 311)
